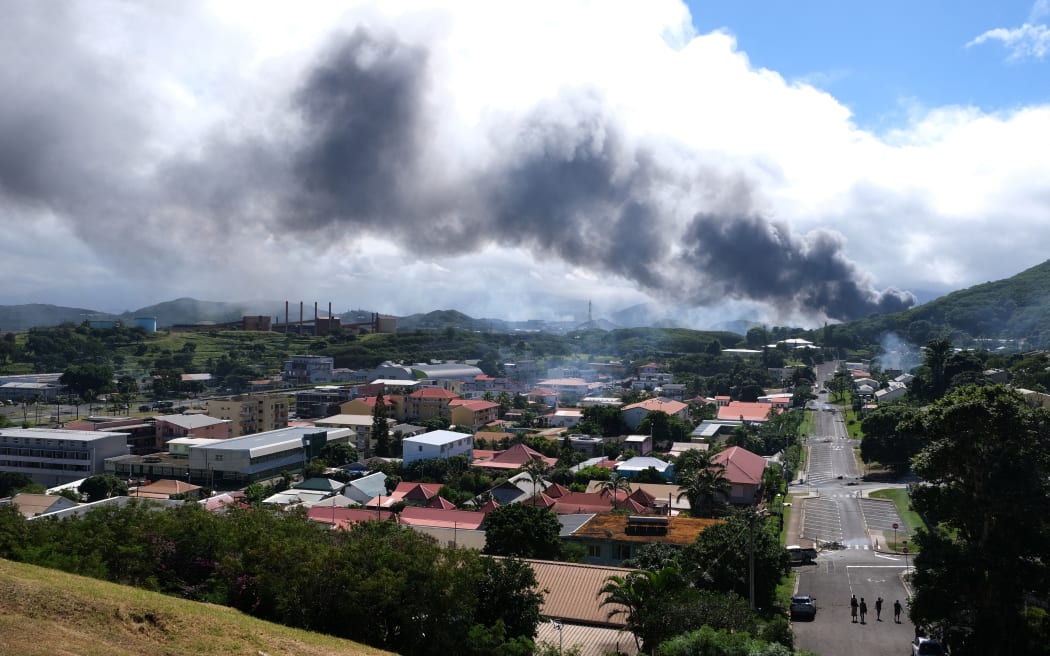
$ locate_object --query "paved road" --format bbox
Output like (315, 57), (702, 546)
(790, 361), (916, 655)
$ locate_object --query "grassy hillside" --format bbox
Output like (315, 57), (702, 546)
(0, 558), (391, 656)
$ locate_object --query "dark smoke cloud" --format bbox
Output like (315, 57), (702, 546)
(678, 213), (916, 320)
(0, 10), (915, 322)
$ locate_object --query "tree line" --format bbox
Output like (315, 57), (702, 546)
(0, 502), (542, 656)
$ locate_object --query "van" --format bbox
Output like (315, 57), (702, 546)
(787, 545), (817, 564)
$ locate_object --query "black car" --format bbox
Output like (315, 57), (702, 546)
(790, 595), (817, 620)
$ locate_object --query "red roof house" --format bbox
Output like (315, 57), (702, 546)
(710, 446), (767, 504)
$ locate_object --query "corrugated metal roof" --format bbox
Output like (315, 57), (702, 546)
(535, 621), (638, 656)
(525, 559), (634, 627)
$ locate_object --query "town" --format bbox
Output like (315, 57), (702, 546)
(1, 307), (1046, 655)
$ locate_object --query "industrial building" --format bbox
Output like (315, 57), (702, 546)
(0, 428), (130, 486)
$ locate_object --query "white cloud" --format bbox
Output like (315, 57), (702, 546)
(2, 1), (1050, 326)
(968, 1), (1050, 62)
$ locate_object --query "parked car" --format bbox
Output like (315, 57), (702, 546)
(790, 595), (817, 620)
(787, 545), (817, 564)
(912, 637), (945, 655)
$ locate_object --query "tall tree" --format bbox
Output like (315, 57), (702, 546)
(483, 503), (562, 560)
(519, 458), (551, 505)
(676, 460), (731, 518)
(859, 406), (924, 474)
(371, 393), (391, 457)
(907, 385), (1050, 654)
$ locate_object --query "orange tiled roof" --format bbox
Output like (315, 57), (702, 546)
(407, 387), (460, 399)
(716, 401), (781, 422)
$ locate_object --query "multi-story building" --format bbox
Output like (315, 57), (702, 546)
(402, 387), (460, 422)
(401, 430), (473, 467)
(313, 413), (396, 456)
(0, 428), (130, 486)
(448, 399), (500, 431)
(206, 395), (289, 437)
(294, 385), (356, 418)
(283, 355), (335, 385)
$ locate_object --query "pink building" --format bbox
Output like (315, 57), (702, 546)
(155, 414), (233, 447)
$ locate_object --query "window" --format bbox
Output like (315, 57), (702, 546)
(587, 544), (601, 558)
(213, 455), (223, 462)
(615, 544), (632, 560)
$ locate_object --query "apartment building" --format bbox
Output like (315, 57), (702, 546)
(206, 395), (289, 436)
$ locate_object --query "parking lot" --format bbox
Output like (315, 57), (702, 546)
(859, 498), (908, 537)
(800, 496), (844, 543)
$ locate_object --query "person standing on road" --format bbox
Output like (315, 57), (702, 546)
(859, 598), (868, 624)
(850, 595), (858, 623)
(893, 599), (902, 623)
(875, 597), (884, 621)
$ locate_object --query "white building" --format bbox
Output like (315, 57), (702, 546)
(401, 430), (473, 467)
(0, 428), (130, 486)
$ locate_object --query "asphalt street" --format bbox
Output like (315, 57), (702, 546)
(790, 361), (916, 656)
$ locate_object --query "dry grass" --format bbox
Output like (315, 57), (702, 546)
(0, 559), (393, 656)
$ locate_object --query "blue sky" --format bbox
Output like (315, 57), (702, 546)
(2, 1), (1050, 327)
(687, 0), (1050, 130)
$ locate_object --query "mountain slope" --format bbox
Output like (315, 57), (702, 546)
(846, 259), (1050, 347)
(0, 303), (108, 331)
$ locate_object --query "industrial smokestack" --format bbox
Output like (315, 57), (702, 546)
(299, 301), (304, 335)
(285, 301), (289, 334)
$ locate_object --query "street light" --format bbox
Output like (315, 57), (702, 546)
(749, 508), (771, 611)
(551, 619), (563, 655)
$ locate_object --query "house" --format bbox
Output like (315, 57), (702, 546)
(584, 480), (691, 515)
(524, 558), (640, 656)
(364, 481), (444, 508)
(623, 434), (652, 456)
(5, 492), (79, 518)
(473, 443), (558, 472)
(710, 446), (767, 504)
(535, 378), (593, 404)
(874, 381), (908, 404)
(401, 430), (473, 467)
(564, 513), (722, 566)
(399, 506), (488, 549)
(448, 399), (500, 431)
(403, 388), (461, 422)
(716, 401), (780, 424)
(133, 479), (202, 500)
(342, 471), (388, 505)
(484, 471), (551, 505)
(542, 408), (583, 428)
(534, 483), (654, 515)
(621, 398), (689, 430)
(615, 456), (675, 482)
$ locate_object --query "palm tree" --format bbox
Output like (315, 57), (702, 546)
(599, 564), (686, 651)
(676, 459), (730, 518)
(597, 472), (633, 508)
(520, 458), (550, 506)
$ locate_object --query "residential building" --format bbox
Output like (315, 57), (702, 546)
(282, 355), (335, 384)
(615, 456), (675, 481)
(4, 492), (79, 518)
(535, 378), (594, 404)
(473, 443), (557, 472)
(401, 430), (473, 467)
(206, 394), (289, 436)
(154, 414), (232, 447)
(621, 398), (690, 430)
(716, 401), (780, 424)
(528, 558), (639, 656)
(294, 385), (356, 418)
(623, 434), (652, 456)
(710, 446), (766, 504)
(541, 408), (583, 429)
(874, 381), (908, 404)
(403, 387), (460, 422)
(313, 413), (396, 456)
(0, 428), (129, 486)
(564, 513), (721, 566)
(448, 399), (500, 431)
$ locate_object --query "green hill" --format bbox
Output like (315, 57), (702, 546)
(0, 558), (391, 656)
(846, 259), (1050, 348)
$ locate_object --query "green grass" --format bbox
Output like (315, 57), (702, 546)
(870, 488), (926, 551)
(0, 558), (392, 656)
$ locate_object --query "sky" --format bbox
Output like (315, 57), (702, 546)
(2, 0), (1049, 327)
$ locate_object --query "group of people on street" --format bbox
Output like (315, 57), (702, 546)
(850, 595), (903, 624)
